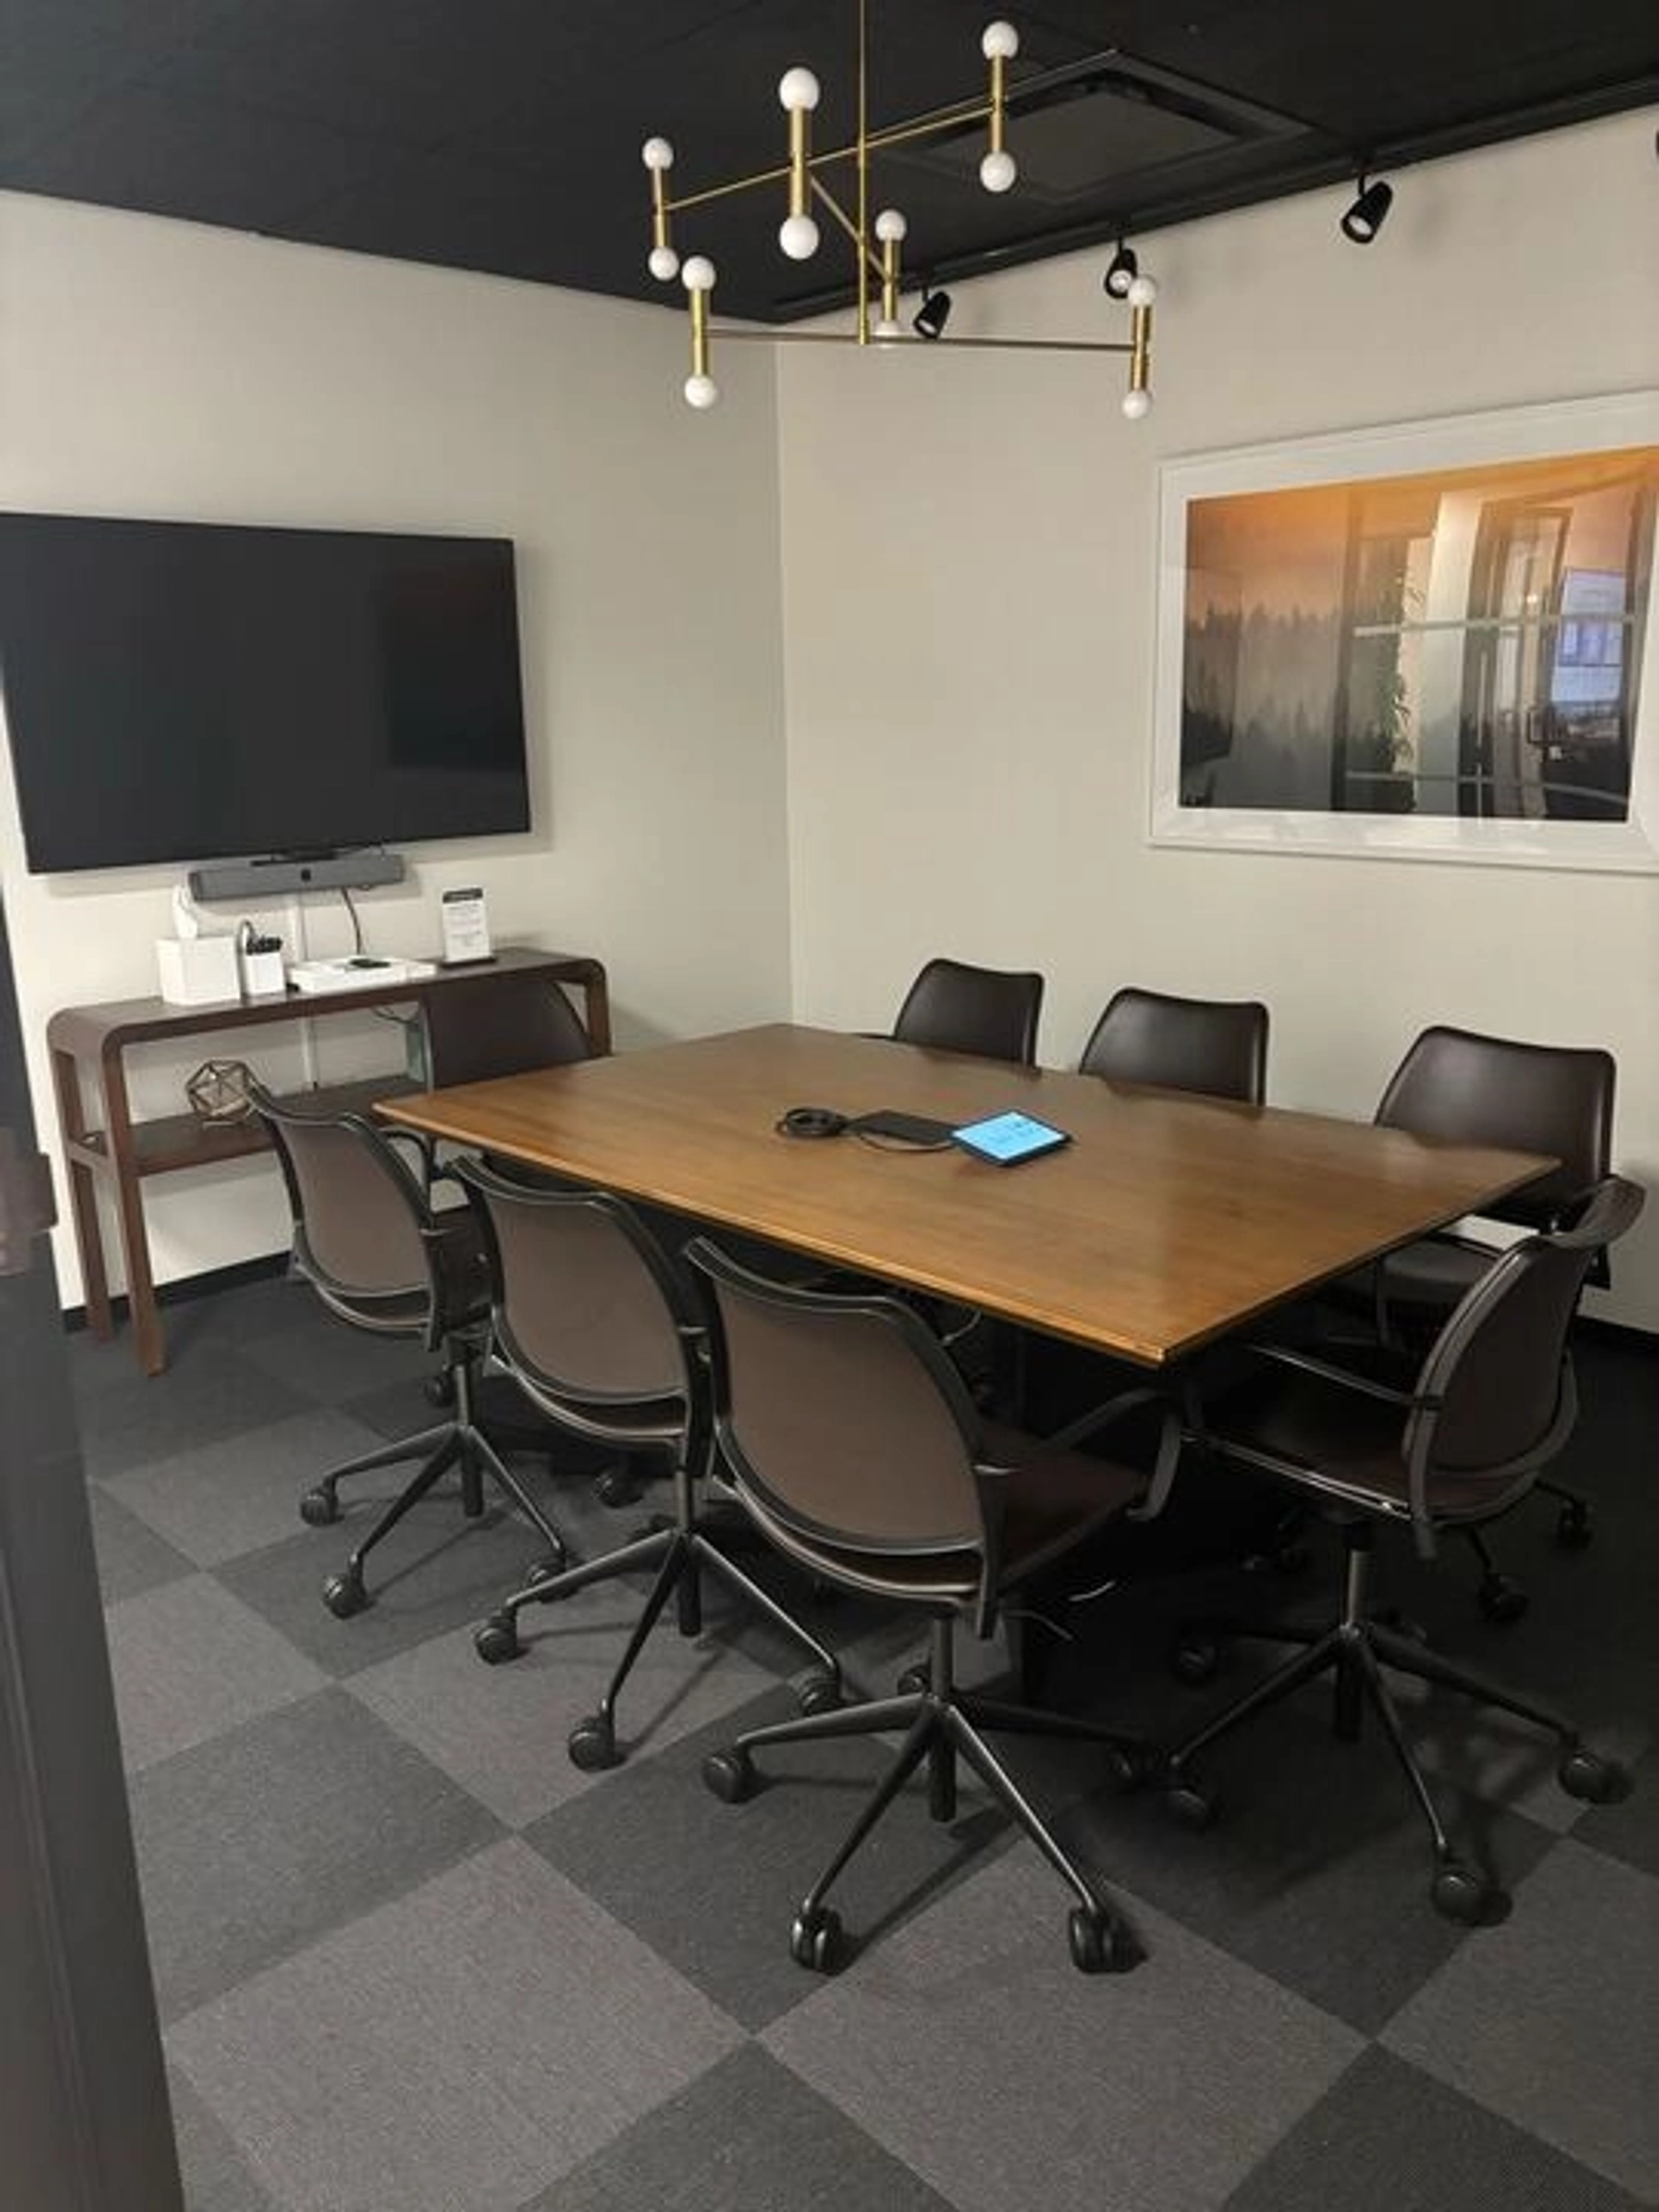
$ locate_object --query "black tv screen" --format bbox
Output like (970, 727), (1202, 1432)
(0, 513), (532, 872)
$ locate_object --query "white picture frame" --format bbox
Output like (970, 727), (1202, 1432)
(1149, 390), (1659, 871)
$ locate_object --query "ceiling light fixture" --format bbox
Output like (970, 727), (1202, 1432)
(642, 3), (1156, 416)
(1340, 172), (1393, 245)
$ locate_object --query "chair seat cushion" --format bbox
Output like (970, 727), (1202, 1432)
(1377, 1233), (1493, 1313)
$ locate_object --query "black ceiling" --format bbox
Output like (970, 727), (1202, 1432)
(5, 2), (1655, 322)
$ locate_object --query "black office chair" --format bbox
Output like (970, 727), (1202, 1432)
(456, 1161), (843, 1770)
(421, 970), (594, 1088)
(890, 957), (1044, 1065)
(687, 1238), (1159, 1975)
(1162, 1175), (1643, 1924)
(252, 1085), (570, 1619)
(1360, 1025), (1617, 1620)
(1079, 988), (1269, 1104)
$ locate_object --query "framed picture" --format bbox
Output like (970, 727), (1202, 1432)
(1150, 392), (1659, 870)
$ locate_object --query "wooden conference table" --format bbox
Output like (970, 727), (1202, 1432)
(380, 1024), (1551, 1367)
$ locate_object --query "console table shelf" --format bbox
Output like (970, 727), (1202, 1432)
(49, 946), (608, 1375)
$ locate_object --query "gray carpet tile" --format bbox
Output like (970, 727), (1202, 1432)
(348, 1584), (778, 1830)
(525, 1685), (1017, 2032)
(1576, 1742), (1659, 1882)
(90, 1485), (196, 1603)
(169, 1838), (744, 2212)
(129, 1686), (503, 2022)
(75, 1343), (313, 1481)
(239, 1309), (438, 1404)
(1051, 1694), (1557, 2035)
(168, 2069), (279, 2212)
(106, 1572), (329, 1774)
(1222, 2047), (1648, 2212)
(215, 1500), (556, 1673)
(527, 2043), (956, 2212)
(1382, 1839), (1659, 2202)
(104, 1404), (403, 1567)
(766, 1848), (1364, 2212)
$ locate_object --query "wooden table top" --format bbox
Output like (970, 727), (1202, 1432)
(380, 1024), (1553, 1367)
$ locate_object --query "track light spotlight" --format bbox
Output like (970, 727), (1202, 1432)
(913, 287), (953, 340)
(1340, 173), (1393, 245)
(1102, 241), (1138, 299)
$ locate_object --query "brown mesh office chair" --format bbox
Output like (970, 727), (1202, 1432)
(687, 1238), (1159, 1975)
(455, 1162), (842, 1771)
(1079, 987), (1269, 1103)
(252, 1085), (569, 1619)
(1363, 1025), (1617, 1620)
(890, 957), (1044, 1064)
(1162, 1175), (1642, 1924)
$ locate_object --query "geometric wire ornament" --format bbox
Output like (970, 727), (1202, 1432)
(185, 1058), (257, 1124)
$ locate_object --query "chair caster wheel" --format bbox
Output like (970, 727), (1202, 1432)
(1164, 1777), (1218, 1831)
(1171, 1631), (1221, 1686)
(895, 1664), (929, 1698)
(702, 1748), (756, 1804)
(1559, 1746), (1628, 1804)
(593, 1463), (642, 1511)
(1555, 1499), (1593, 1550)
(524, 1554), (567, 1593)
(567, 1715), (620, 1772)
(1067, 1905), (1123, 1974)
(796, 1671), (842, 1717)
(1431, 1860), (1493, 1924)
(473, 1614), (521, 1665)
(299, 1486), (339, 1528)
(424, 1371), (457, 1409)
(322, 1569), (367, 1620)
(789, 1904), (842, 1972)
(1478, 1573), (1528, 1626)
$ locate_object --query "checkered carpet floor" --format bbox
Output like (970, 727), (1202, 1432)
(77, 1273), (1659, 2212)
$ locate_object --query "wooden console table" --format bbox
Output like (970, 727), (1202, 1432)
(48, 946), (608, 1376)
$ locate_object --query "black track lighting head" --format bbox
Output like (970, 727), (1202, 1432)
(1340, 173), (1393, 245)
(912, 287), (953, 340)
(1102, 241), (1138, 299)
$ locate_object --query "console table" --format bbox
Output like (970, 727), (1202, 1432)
(48, 946), (609, 1376)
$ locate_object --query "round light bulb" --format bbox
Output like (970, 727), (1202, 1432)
(873, 207), (908, 244)
(979, 147), (1017, 194)
(981, 20), (1020, 59)
(1122, 387), (1152, 420)
(684, 373), (719, 411)
(648, 245), (680, 282)
(778, 66), (821, 112)
(872, 317), (902, 339)
(641, 137), (674, 171)
(1126, 273), (1158, 308)
(681, 254), (716, 292)
(778, 213), (821, 261)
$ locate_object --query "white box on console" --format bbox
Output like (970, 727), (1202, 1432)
(156, 934), (240, 1006)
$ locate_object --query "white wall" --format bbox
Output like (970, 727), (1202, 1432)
(0, 193), (791, 1304)
(777, 110), (1659, 1331)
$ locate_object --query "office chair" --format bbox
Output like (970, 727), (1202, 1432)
(1162, 1175), (1642, 1924)
(252, 1085), (570, 1619)
(890, 957), (1044, 1065)
(1079, 987), (1269, 1104)
(420, 969), (593, 1088)
(687, 1238), (1159, 1975)
(1362, 1025), (1617, 1621)
(456, 1161), (843, 1770)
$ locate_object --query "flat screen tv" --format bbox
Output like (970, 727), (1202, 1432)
(0, 512), (532, 872)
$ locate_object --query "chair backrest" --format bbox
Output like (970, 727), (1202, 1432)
(1405, 1176), (1644, 1518)
(890, 957), (1044, 1065)
(686, 1238), (992, 1566)
(1079, 987), (1269, 1102)
(1375, 1025), (1614, 1226)
(422, 972), (592, 1090)
(250, 1084), (430, 1303)
(454, 1158), (691, 1408)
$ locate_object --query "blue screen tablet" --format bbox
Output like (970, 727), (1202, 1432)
(952, 1110), (1071, 1166)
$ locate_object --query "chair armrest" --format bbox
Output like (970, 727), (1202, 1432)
(1030, 1385), (1184, 1526)
(1241, 1340), (1433, 1409)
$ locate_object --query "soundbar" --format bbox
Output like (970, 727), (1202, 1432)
(188, 849), (406, 901)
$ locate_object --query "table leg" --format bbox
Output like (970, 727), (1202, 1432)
(577, 965), (612, 1056)
(49, 1046), (113, 1341)
(101, 1049), (164, 1377)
